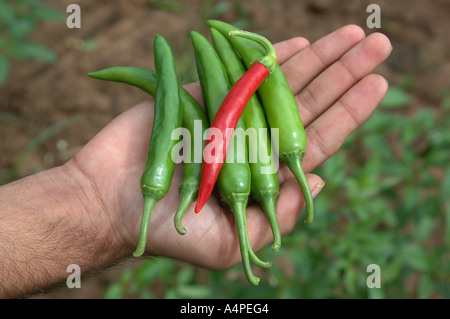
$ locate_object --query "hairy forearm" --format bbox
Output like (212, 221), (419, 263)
(0, 161), (127, 298)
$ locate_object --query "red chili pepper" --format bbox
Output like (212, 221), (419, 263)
(195, 30), (277, 213)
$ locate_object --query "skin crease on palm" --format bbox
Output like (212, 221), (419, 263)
(72, 24), (392, 271)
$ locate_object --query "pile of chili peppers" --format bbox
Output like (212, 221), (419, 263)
(88, 20), (313, 286)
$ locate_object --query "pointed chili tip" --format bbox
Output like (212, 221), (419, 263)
(272, 243), (281, 252)
(174, 220), (186, 235)
(194, 186), (210, 213)
(133, 248), (144, 258)
(194, 202), (203, 213)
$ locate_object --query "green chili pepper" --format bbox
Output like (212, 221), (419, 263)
(88, 66), (209, 235)
(88, 66), (157, 95)
(191, 30), (270, 285)
(210, 28), (281, 252)
(132, 35), (182, 257)
(207, 20), (314, 224)
(172, 88), (209, 235)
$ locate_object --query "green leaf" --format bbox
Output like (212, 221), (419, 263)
(210, 1), (232, 17)
(442, 167), (450, 245)
(8, 42), (56, 63)
(0, 1), (15, 26)
(0, 56), (11, 86)
(79, 38), (99, 52)
(343, 268), (357, 296)
(103, 283), (123, 299)
(164, 288), (178, 299)
(139, 290), (156, 299)
(9, 19), (35, 40)
(176, 266), (194, 285)
(413, 108), (435, 129)
(322, 151), (347, 185)
(362, 110), (406, 134)
(148, 0), (184, 12)
(418, 274), (434, 299)
(380, 87), (412, 108)
(367, 287), (385, 299)
(400, 244), (428, 271)
(133, 258), (175, 289)
(31, 6), (65, 21)
(176, 285), (211, 298)
(415, 216), (435, 243)
(436, 282), (450, 298)
(441, 96), (450, 109)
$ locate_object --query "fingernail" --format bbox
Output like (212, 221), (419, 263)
(312, 182), (325, 198)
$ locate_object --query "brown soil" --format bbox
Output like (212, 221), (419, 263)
(1, 0), (448, 298)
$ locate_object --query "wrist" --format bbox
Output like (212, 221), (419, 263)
(0, 161), (129, 297)
(60, 159), (132, 262)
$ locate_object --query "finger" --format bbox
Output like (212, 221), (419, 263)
(273, 37), (311, 65)
(183, 82), (203, 108)
(301, 74), (389, 173)
(281, 24), (365, 95)
(297, 32), (392, 126)
(246, 173), (325, 252)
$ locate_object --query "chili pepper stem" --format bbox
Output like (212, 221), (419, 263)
(133, 191), (161, 257)
(174, 182), (198, 235)
(239, 193), (272, 268)
(223, 194), (260, 286)
(254, 191), (281, 251)
(281, 150), (314, 224)
(229, 30), (277, 74)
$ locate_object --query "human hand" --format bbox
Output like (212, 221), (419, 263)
(71, 25), (392, 271)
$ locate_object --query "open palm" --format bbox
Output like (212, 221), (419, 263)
(72, 25), (391, 271)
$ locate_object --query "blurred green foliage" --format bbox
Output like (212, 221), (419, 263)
(0, 112), (88, 182)
(0, 0), (64, 86)
(104, 80), (449, 298)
